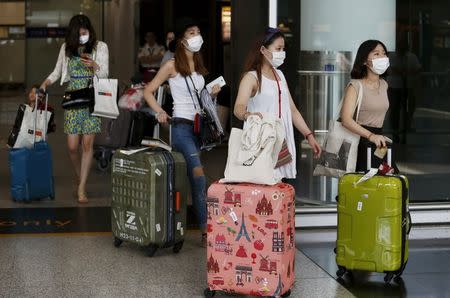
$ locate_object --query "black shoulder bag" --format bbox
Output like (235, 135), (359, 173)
(184, 76), (224, 151)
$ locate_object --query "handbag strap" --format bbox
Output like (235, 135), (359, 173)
(270, 67), (282, 118)
(184, 76), (202, 111)
(335, 80), (364, 122)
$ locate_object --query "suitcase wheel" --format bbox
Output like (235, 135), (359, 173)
(145, 244), (158, 257)
(384, 272), (394, 284)
(113, 237), (123, 248)
(97, 157), (109, 172)
(203, 288), (216, 297)
(172, 241), (184, 254)
(336, 266), (346, 278)
(281, 289), (291, 297)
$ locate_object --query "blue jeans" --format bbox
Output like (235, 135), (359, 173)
(171, 122), (207, 230)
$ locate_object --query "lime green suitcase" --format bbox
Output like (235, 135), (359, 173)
(335, 148), (411, 283)
(111, 148), (187, 257)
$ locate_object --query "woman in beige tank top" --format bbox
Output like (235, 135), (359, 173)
(341, 40), (393, 171)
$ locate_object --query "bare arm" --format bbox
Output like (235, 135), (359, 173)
(341, 84), (372, 138)
(143, 60), (175, 123)
(233, 73), (259, 120)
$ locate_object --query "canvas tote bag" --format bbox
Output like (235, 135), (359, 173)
(313, 80), (364, 178)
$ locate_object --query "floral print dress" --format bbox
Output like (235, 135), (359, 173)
(63, 50), (101, 135)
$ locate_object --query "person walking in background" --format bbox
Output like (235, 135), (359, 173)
(142, 20), (221, 247)
(138, 31), (165, 82)
(234, 27), (322, 181)
(340, 40), (394, 171)
(40, 14), (109, 203)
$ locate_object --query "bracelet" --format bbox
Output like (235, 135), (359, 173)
(367, 133), (373, 140)
(243, 112), (250, 120)
(304, 132), (314, 139)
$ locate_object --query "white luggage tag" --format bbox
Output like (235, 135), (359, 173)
(353, 168), (378, 187)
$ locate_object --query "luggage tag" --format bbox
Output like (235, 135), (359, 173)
(374, 147), (387, 159)
(353, 168), (378, 187)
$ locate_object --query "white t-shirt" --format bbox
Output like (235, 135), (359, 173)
(137, 43), (165, 68)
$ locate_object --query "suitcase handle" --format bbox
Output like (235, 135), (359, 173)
(366, 143), (392, 170)
(32, 90), (49, 145)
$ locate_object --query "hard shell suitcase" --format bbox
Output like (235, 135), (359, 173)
(111, 147), (187, 256)
(9, 92), (54, 202)
(335, 146), (411, 283)
(205, 182), (295, 297)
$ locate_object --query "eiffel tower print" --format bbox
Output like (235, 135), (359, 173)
(273, 274), (283, 297)
(235, 213), (251, 242)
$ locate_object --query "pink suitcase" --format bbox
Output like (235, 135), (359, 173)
(205, 182), (295, 297)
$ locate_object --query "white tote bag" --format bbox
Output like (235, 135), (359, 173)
(92, 77), (119, 119)
(313, 80), (364, 178)
(220, 114), (284, 185)
(13, 105), (51, 149)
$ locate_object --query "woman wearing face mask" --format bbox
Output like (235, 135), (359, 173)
(40, 14), (109, 203)
(234, 27), (321, 180)
(341, 40), (392, 171)
(143, 21), (221, 247)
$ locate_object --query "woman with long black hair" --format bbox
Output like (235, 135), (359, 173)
(143, 21), (221, 247)
(341, 40), (392, 171)
(41, 14), (109, 203)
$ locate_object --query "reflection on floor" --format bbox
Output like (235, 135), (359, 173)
(297, 238), (450, 298)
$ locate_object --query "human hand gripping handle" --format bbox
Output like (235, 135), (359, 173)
(368, 133), (392, 148)
(155, 110), (171, 124)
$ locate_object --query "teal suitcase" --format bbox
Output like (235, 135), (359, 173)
(111, 147), (187, 256)
(335, 147), (411, 283)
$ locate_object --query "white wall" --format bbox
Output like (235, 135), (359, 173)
(301, 0), (396, 54)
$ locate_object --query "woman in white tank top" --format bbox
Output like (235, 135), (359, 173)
(234, 28), (322, 180)
(143, 21), (222, 247)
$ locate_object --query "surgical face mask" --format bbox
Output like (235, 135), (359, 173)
(267, 50), (286, 68)
(185, 35), (203, 52)
(370, 57), (390, 75)
(79, 34), (89, 45)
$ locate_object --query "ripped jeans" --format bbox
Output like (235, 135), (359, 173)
(171, 120), (207, 230)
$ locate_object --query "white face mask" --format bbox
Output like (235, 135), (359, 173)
(184, 35), (203, 52)
(370, 57), (390, 75)
(266, 50), (286, 68)
(79, 34), (89, 45)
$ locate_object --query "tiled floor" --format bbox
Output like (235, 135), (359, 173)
(0, 231), (354, 298)
(297, 239), (450, 298)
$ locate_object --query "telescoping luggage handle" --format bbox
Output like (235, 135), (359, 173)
(32, 89), (49, 145)
(354, 144), (393, 186)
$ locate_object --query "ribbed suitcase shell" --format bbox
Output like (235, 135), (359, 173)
(336, 173), (409, 276)
(111, 150), (187, 249)
(9, 141), (55, 201)
(206, 182), (295, 297)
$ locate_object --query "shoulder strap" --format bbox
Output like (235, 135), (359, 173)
(184, 76), (200, 110)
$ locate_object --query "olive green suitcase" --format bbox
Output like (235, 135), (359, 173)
(335, 147), (411, 283)
(111, 147), (187, 256)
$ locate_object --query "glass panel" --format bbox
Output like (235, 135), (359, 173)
(277, 0), (450, 205)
